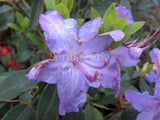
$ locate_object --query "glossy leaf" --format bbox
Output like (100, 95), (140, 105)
(45, 0), (56, 10)
(63, 109), (85, 120)
(54, 3), (70, 18)
(0, 70), (38, 101)
(93, 108), (103, 120)
(109, 21), (145, 49)
(30, 0), (43, 27)
(2, 104), (33, 120)
(91, 7), (101, 20)
(104, 17), (127, 32)
(27, 33), (43, 48)
(7, 23), (21, 31)
(36, 84), (59, 120)
(84, 104), (96, 120)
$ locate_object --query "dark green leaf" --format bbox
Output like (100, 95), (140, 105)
(91, 7), (101, 20)
(45, 0), (56, 10)
(140, 79), (154, 95)
(36, 84), (59, 120)
(84, 104), (96, 120)
(2, 104), (33, 120)
(93, 108), (103, 120)
(0, 12), (14, 31)
(30, 0), (43, 27)
(27, 33), (43, 48)
(109, 21), (145, 49)
(63, 108), (85, 120)
(7, 23), (21, 31)
(0, 70), (38, 101)
(121, 107), (139, 120)
(0, 5), (11, 14)
(20, 92), (32, 104)
(54, 3), (70, 18)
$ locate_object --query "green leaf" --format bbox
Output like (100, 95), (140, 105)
(0, 11), (14, 31)
(63, 0), (74, 13)
(104, 17), (127, 32)
(109, 21), (145, 49)
(55, 0), (62, 4)
(20, 17), (29, 29)
(121, 107), (139, 120)
(20, 92), (32, 104)
(84, 104), (96, 120)
(76, 19), (84, 27)
(54, 3), (70, 18)
(120, 0), (131, 10)
(7, 23), (21, 31)
(93, 108), (103, 120)
(27, 33), (43, 48)
(63, 109), (85, 120)
(140, 79), (154, 95)
(16, 12), (24, 25)
(45, 0), (56, 10)
(91, 7), (101, 20)
(99, 3), (117, 33)
(0, 70), (38, 101)
(30, 0), (43, 27)
(140, 62), (153, 77)
(2, 104), (33, 120)
(36, 84), (59, 120)
(0, 5), (11, 14)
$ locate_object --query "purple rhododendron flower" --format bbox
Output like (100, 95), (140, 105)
(116, 5), (134, 25)
(111, 6), (159, 67)
(126, 89), (160, 120)
(26, 10), (125, 115)
(144, 48), (160, 95)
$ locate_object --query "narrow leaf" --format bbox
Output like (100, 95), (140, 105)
(2, 104), (33, 120)
(27, 33), (43, 48)
(36, 84), (59, 120)
(30, 0), (43, 27)
(16, 12), (24, 25)
(109, 21), (145, 49)
(0, 70), (38, 101)
(91, 7), (101, 20)
(7, 23), (21, 31)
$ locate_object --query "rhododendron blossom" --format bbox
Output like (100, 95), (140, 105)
(26, 10), (125, 115)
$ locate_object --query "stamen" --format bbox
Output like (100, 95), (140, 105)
(77, 39), (82, 45)
(82, 61), (107, 69)
(128, 27), (160, 48)
(104, 61), (107, 67)
(108, 48), (111, 52)
(75, 62), (99, 83)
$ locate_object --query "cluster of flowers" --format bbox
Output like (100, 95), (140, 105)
(0, 46), (20, 70)
(26, 5), (160, 118)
